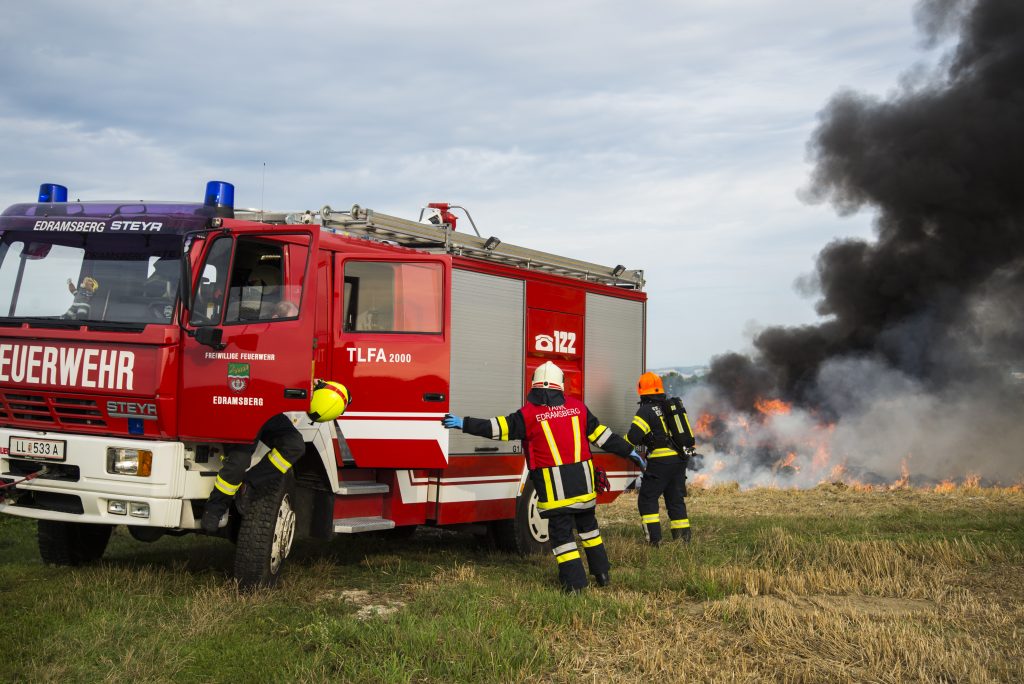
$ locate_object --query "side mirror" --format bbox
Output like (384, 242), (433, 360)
(194, 326), (225, 350)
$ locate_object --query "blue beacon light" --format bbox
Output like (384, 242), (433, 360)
(38, 183), (68, 203)
(204, 180), (235, 218)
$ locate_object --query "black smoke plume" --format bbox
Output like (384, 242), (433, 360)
(710, 0), (1024, 410)
(698, 0), (1024, 486)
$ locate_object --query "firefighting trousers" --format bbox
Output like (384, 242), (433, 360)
(548, 509), (609, 591)
(637, 458), (688, 544)
(205, 414), (305, 514)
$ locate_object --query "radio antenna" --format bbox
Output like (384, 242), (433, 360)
(260, 162), (267, 219)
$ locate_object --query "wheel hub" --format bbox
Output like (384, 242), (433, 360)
(270, 493), (296, 573)
(527, 490), (549, 543)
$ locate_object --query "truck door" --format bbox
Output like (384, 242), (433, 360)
(333, 254), (451, 468)
(179, 226), (318, 443)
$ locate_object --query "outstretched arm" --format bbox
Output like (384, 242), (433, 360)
(584, 409), (633, 458)
(586, 408), (646, 470)
(443, 410), (527, 441)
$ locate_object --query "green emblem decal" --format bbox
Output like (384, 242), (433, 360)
(227, 363), (250, 393)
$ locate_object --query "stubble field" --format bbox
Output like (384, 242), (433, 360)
(1, 483), (1022, 683)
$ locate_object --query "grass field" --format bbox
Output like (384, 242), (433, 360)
(2, 483), (1022, 683)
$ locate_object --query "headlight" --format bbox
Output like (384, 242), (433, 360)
(106, 448), (153, 476)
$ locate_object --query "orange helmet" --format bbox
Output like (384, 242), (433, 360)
(637, 372), (664, 396)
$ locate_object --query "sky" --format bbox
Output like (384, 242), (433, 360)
(0, 1), (934, 367)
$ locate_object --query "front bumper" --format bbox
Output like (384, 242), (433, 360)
(0, 429), (215, 528)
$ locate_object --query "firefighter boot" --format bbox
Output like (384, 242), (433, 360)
(201, 490), (232, 533)
(671, 527), (692, 544)
(595, 572), (611, 587)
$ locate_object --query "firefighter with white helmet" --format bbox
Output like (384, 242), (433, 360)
(441, 361), (644, 592)
(201, 380), (350, 533)
(627, 371), (693, 545)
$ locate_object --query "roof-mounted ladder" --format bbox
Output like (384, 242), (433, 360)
(234, 204), (644, 290)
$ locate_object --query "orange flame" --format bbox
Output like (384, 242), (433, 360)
(829, 463), (848, 480)
(754, 398), (792, 416)
(774, 451), (799, 472)
(890, 457), (911, 490)
(695, 413), (716, 439)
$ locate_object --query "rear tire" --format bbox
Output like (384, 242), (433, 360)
(38, 520), (113, 566)
(489, 479), (549, 556)
(233, 474), (297, 590)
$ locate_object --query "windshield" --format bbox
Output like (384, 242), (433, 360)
(0, 232), (183, 325)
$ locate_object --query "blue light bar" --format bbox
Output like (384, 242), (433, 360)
(38, 183), (68, 203)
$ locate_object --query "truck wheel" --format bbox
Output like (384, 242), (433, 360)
(38, 520), (113, 566)
(489, 479), (550, 556)
(233, 474), (296, 590)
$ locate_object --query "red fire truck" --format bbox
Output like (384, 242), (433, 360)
(0, 181), (646, 587)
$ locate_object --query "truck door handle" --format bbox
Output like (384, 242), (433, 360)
(474, 446), (499, 453)
(284, 388), (308, 399)
(423, 393), (445, 402)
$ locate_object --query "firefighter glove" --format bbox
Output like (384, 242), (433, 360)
(628, 450), (647, 472)
(442, 414), (463, 430)
(595, 467), (610, 493)
(687, 451), (705, 472)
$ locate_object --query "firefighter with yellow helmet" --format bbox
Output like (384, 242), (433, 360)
(441, 361), (644, 592)
(627, 372), (693, 545)
(201, 380), (350, 533)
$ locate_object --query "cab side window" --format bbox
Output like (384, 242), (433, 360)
(343, 261), (442, 333)
(192, 236), (309, 326)
(190, 237), (232, 326)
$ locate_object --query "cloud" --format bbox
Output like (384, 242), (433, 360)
(0, 0), (927, 366)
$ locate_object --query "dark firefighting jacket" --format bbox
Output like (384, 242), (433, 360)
(626, 394), (683, 463)
(461, 389), (633, 516)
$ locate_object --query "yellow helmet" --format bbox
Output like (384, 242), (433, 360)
(309, 380), (350, 422)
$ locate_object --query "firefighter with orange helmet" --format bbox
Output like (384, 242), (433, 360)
(627, 371), (693, 545)
(201, 380), (350, 533)
(441, 361), (644, 592)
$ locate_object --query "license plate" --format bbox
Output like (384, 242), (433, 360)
(8, 436), (66, 461)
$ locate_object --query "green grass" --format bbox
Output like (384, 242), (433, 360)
(2, 486), (1023, 683)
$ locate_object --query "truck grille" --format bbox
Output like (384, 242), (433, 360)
(0, 392), (107, 428)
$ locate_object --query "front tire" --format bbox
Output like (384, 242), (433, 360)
(489, 479), (550, 556)
(233, 474), (297, 590)
(38, 520), (113, 566)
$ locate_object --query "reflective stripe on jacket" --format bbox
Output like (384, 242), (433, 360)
(521, 396), (593, 470)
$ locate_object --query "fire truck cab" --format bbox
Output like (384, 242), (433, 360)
(0, 181), (646, 587)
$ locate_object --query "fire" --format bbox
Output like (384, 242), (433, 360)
(889, 457), (911, 490)
(812, 444), (831, 471)
(695, 413), (716, 440)
(754, 397), (792, 416)
(773, 451), (799, 473)
(688, 397), (1006, 492)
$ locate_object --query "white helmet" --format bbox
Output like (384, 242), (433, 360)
(531, 361), (564, 391)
